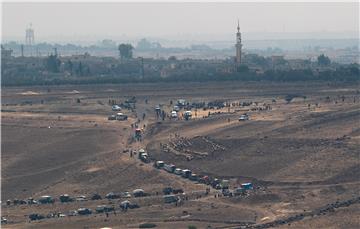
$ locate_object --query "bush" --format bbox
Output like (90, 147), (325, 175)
(139, 223), (157, 228)
(188, 226), (197, 229)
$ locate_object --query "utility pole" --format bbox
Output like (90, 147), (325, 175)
(141, 57), (144, 79)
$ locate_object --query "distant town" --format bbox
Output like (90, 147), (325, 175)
(1, 23), (359, 86)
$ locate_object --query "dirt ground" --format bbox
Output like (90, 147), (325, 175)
(1, 81), (359, 229)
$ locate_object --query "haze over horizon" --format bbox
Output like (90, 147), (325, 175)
(2, 2), (359, 45)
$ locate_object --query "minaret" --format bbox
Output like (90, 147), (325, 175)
(235, 20), (242, 65)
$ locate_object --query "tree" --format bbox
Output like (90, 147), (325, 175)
(317, 54), (331, 66)
(118, 44), (134, 61)
(45, 54), (61, 73)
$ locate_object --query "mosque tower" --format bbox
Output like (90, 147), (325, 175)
(235, 20), (242, 65)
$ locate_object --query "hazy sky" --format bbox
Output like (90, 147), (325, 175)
(2, 2), (359, 42)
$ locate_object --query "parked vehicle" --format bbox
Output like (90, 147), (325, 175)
(95, 205), (114, 213)
(241, 182), (253, 190)
(1, 216), (8, 224)
(29, 213), (45, 221)
(112, 105), (121, 111)
(189, 173), (198, 181)
(173, 105), (180, 112)
(172, 188), (184, 194)
(108, 115), (116, 120)
(138, 149), (149, 163)
(220, 179), (230, 189)
(75, 195), (87, 201)
(91, 193), (102, 200)
(234, 187), (246, 196)
(164, 194), (179, 204)
(77, 208), (92, 215)
(182, 169), (192, 178)
(163, 187), (173, 195)
(184, 110), (192, 120)
(120, 200), (130, 210)
(105, 192), (120, 199)
(38, 196), (54, 204)
(174, 168), (182, 175)
(59, 194), (74, 203)
(27, 198), (37, 205)
(154, 161), (165, 169)
(121, 191), (131, 198)
(163, 164), (176, 173)
(171, 111), (178, 118)
(133, 189), (145, 197)
(239, 114), (249, 121)
(116, 113), (128, 121)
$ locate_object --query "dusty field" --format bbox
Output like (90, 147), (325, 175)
(1, 81), (359, 229)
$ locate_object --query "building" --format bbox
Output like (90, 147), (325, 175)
(235, 20), (242, 66)
(1, 45), (13, 59)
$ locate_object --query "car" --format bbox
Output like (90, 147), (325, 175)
(128, 203), (140, 209)
(68, 210), (78, 216)
(1, 216), (8, 224)
(112, 105), (121, 111)
(189, 173), (198, 181)
(133, 189), (146, 197)
(59, 194), (74, 203)
(27, 198), (37, 205)
(174, 168), (182, 175)
(120, 200), (131, 209)
(29, 213), (45, 221)
(182, 169), (192, 178)
(173, 105), (180, 111)
(172, 188), (184, 194)
(154, 161), (165, 169)
(164, 194), (179, 204)
(121, 191), (131, 198)
(75, 195), (87, 201)
(239, 114), (249, 121)
(116, 113), (128, 121)
(108, 115), (116, 120)
(77, 208), (92, 215)
(91, 193), (102, 200)
(38, 196), (55, 204)
(105, 192), (120, 199)
(163, 187), (173, 195)
(96, 205), (115, 213)
(171, 111), (178, 118)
